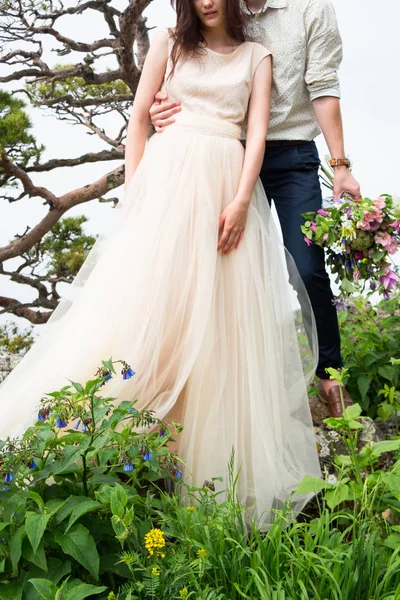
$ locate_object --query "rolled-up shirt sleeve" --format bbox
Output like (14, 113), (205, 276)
(304, 0), (343, 101)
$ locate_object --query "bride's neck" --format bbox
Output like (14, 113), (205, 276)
(201, 26), (237, 50)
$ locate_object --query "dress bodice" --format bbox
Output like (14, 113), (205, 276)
(162, 40), (271, 129)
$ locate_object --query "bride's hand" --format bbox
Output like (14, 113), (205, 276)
(218, 198), (249, 255)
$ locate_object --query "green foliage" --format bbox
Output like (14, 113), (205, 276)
(20, 215), (97, 280)
(0, 358), (180, 599)
(338, 294), (400, 418)
(27, 68), (131, 107)
(0, 360), (399, 599)
(0, 91), (44, 168)
(0, 323), (36, 354)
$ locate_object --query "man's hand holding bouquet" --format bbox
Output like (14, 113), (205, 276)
(302, 161), (400, 297)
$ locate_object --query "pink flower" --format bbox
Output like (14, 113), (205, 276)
(358, 210), (383, 231)
(304, 235), (313, 247)
(353, 269), (361, 281)
(322, 233), (329, 242)
(375, 232), (398, 254)
(380, 268), (399, 291)
(391, 220), (400, 232)
(373, 196), (386, 210)
(310, 221), (317, 232)
(317, 209), (329, 217)
(354, 251), (364, 260)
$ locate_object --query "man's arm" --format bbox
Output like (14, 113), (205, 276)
(312, 97), (360, 198)
(305, 0), (360, 198)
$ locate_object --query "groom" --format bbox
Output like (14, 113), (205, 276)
(149, 0), (360, 418)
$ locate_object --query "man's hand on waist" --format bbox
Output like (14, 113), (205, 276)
(150, 92), (182, 133)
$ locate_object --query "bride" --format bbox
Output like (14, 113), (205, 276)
(0, 0), (321, 526)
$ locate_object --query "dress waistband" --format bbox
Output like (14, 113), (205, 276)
(172, 113), (242, 140)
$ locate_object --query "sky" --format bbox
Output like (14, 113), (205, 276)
(0, 0), (399, 328)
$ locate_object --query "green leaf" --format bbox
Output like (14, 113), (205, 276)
(22, 537), (47, 571)
(371, 440), (400, 457)
(26, 491), (45, 513)
(56, 496), (92, 524)
(45, 498), (67, 517)
(29, 579), (58, 600)
(357, 375), (372, 402)
(0, 578), (26, 600)
(10, 525), (25, 571)
(3, 494), (26, 523)
(384, 534), (400, 551)
(69, 380), (84, 393)
(56, 445), (89, 474)
(54, 524), (99, 580)
(26, 512), (51, 554)
(110, 484), (128, 518)
(378, 365), (394, 381)
(343, 403), (363, 420)
(64, 584), (108, 600)
(325, 484), (349, 509)
(341, 278), (357, 293)
(383, 473), (400, 494)
(295, 475), (332, 495)
(65, 499), (101, 532)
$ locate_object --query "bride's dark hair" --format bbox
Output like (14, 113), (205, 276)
(169, 0), (247, 76)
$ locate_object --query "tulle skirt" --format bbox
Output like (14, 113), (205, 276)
(0, 114), (321, 527)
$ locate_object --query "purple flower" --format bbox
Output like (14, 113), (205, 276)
(27, 461), (37, 470)
(123, 462), (134, 472)
(4, 473), (13, 483)
(74, 421), (81, 430)
(380, 268), (399, 291)
(121, 362), (136, 380)
(345, 259), (352, 273)
(317, 209), (329, 217)
(310, 221), (317, 233)
(332, 298), (346, 311)
(173, 470), (182, 479)
(304, 236), (313, 247)
(159, 430), (167, 438)
(142, 451), (152, 461)
(38, 409), (50, 422)
(55, 417), (68, 429)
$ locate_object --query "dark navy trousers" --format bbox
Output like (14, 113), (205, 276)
(259, 141), (343, 379)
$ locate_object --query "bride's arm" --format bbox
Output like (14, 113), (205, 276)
(218, 56), (272, 254)
(236, 57), (272, 206)
(124, 31), (169, 191)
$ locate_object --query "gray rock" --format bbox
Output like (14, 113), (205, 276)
(0, 352), (22, 385)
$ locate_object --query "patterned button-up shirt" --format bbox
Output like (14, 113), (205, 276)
(243, 0), (343, 140)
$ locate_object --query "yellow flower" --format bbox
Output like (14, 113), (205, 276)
(186, 506), (196, 512)
(144, 528), (166, 558)
(197, 548), (207, 559)
(179, 588), (189, 598)
(152, 566), (160, 577)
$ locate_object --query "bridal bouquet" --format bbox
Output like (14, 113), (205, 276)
(301, 193), (400, 296)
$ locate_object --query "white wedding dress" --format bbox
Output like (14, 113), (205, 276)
(0, 38), (321, 526)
